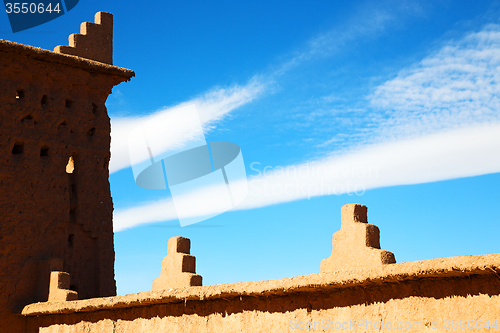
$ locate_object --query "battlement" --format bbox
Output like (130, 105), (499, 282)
(48, 271), (78, 302)
(321, 204), (396, 272)
(55, 12), (113, 64)
(152, 236), (203, 290)
(22, 233), (500, 333)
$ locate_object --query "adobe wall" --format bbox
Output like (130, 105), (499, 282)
(0, 13), (134, 333)
(22, 205), (500, 332)
(22, 254), (500, 332)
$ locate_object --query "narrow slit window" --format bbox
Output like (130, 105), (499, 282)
(41, 95), (48, 106)
(65, 99), (73, 108)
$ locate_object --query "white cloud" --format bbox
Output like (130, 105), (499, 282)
(113, 122), (500, 231)
(196, 77), (266, 124)
(370, 25), (500, 140)
(109, 78), (266, 174)
(113, 198), (176, 232)
(110, 116), (144, 174)
(241, 122), (500, 210)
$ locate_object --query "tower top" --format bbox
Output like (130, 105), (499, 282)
(55, 12), (113, 64)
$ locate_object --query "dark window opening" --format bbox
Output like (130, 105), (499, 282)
(40, 146), (49, 157)
(68, 234), (74, 248)
(92, 103), (97, 114)
(41, 95), (48, 106)
(21, 115), (33, 122)
(16, 89), (24, 100)
(69, 208), (76, 223)
(12, 142), (24, 154)
(87, 128), (95, 137)
(65, 99), (73, 108)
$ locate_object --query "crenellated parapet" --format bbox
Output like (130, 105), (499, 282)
(48, 271), (78, 302)
(153, 237), (203, 290)
(321, 203), (396, 272)
(54, 11), (113, 64)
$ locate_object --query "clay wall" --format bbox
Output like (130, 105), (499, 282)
(21, 205), (500, 332)
(22, 254), (500, 332)
(0, 13), (133, 332)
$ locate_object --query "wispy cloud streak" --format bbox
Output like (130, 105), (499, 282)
(113, 122), (500, 231)
(370, 25), (500, 140)
(274, 1), (424, 76)
(109, 78), (266, 174)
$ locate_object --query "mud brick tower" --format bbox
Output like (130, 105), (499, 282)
(0, 12), (134, 332)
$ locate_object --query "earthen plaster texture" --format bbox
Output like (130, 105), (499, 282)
(152, 236), (203, 290)
(0, 12), (133, 332)
(22, 253), (500, 332)
(54, 12), (113, 65)
(321, 204), (396, 271)
(21, 205), (500, 333)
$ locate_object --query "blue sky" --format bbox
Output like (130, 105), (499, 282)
(2, 0), (500, 296)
